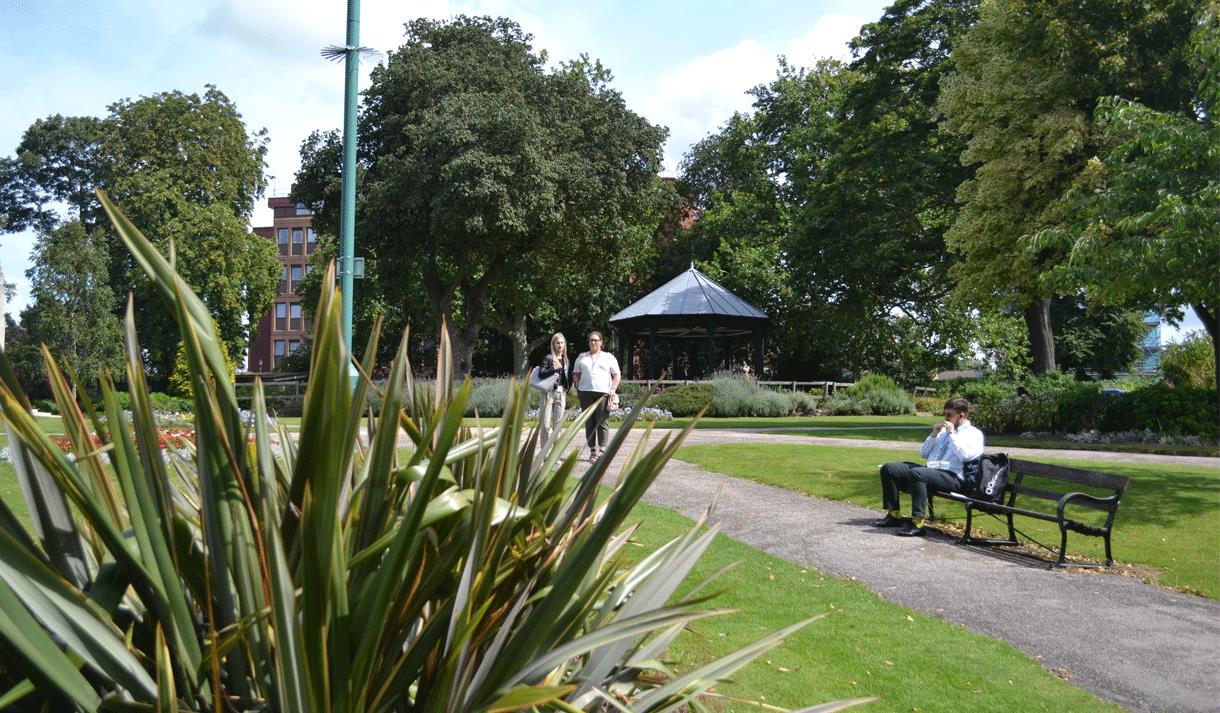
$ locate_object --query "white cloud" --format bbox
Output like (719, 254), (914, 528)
(639, 13), (864, 174)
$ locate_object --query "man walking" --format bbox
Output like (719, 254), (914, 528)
(873, 397), (984, 537)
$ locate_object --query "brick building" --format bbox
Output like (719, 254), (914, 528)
(248, 196), (317, 372)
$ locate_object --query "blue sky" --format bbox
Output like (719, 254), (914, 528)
(0, 0), (1205, 341)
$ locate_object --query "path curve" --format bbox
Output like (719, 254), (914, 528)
(582, 430), (1220, 712)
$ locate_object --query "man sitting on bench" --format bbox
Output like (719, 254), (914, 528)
(873, 397), (985, 537)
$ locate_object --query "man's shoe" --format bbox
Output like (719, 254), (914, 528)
(895, 523), (926, 537)
(871, 514), (906, 528)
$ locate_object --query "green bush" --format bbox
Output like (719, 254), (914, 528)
(651, 383), (714, 417)
(1100, 384), (1218, 440)
(1161, 332), (1216, 389)
(822, 396), (869, 415)
(788, 391), (821, 415)
(913, 395), (943, 414)
(465, 377), (541, 417)
(31, 397), (59, 414)
(709, 375), (790, 417)
(972, 373), (1105, 434)
(829, 374), (915, 416)
(149, 391), (193, 413)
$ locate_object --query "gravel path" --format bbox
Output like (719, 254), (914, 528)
(579, 429), (1220, 712)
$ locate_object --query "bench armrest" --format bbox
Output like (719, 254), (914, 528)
(1055, 491), (1119, 521)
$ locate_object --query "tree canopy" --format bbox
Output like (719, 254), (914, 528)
(295, 16), (670, 377)
(939, 0), (1199, 373)
(1, 87), (278, 382)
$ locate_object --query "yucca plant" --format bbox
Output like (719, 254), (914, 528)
(0, 191), (870, 712)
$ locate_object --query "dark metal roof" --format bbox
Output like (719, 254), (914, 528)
(610, 265), (768, 323)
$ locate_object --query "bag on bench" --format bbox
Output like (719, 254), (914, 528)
(962, 454), (1010, 503)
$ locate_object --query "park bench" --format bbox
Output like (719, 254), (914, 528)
(931, 457), (1130, 569)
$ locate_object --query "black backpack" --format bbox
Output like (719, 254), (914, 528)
(962, 454), (1011, 503)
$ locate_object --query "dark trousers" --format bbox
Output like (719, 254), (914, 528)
(880, 461), (962, 518)
(577, 390), (610, 449)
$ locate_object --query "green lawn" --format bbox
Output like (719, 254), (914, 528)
(629, 499), (1119, 712)
(645, 416), (1217, 457)
(675, 443), (1220, 598)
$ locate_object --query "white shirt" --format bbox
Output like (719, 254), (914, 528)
(574, 351), (620, 393)
(919, 420), (985, 478)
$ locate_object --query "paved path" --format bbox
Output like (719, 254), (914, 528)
(579, 429), (1220, 712)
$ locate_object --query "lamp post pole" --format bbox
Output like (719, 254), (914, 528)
(339, 0), (360, 356)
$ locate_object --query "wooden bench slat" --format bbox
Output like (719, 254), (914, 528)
(1009, 484), (1120, 512)
(1010, 458), (1130, 491)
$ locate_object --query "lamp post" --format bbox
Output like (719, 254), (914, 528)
(339, 0), (360, 355)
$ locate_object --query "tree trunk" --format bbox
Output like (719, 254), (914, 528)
(1192, 303), (1219, 427)
(1024, 298), (1056, 374)
(507, 312), (531, 378)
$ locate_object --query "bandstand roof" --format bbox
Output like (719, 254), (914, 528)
(609, 265), (768, 338)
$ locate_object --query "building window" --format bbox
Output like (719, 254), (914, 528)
(306, 228), (317, 253)
(279, 266), (288, 294)
(275, 302), (287, 331)
(274, 340), (286, 357)
(292, 228), (304, 254)
(295, 202), (310, 216)
(291, 265), (303, 288)
(290, 303), (303, 331)
(304, 264), (313, 275)
(288, 340), (300, 355)
(277, 228), (289, 256)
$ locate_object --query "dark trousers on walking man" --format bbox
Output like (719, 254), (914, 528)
(879, 461), (962, 521)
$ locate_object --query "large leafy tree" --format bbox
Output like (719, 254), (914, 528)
(676, 1), (978, 382)
(0, 87), (278, 382)
(939, 0), (1199, 373)
(296, 17), (668, 377)
(16, 220), (123, 393)
(780, 0), (979, 381)
(1036, 3), (1220, 404)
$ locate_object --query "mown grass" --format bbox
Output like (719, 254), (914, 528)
(675, 443), (1220, 598)
(626, 499), (1120, 712)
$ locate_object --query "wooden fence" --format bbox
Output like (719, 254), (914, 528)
(235, 374), (935, 412)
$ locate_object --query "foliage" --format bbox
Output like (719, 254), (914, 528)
(1, 87), (278, 382)
(463, 377), (541, 418)
(971, 373), (1105, 434)
(650, 383), (713, 418)
(1033, 2), (1220, 402)
(826, 374), (916, 416)
(14, 220), (123, 393)
(939, 0), (1199, 372)
(0, 195), (845, 712)
(1161, 332), (1217, 389)
(913, 395), (944, 414)
(1049, 297), (1145, 378)
(788, 391), (821, 415)
(167, 321), (234, 397)
(296, 16), (669, 378)
(1099, 384), (1219, 441)
(708, 375), (790, 417)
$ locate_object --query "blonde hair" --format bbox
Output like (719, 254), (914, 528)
(550, 332), (567, 359)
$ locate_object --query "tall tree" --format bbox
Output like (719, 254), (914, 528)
(1035, 2), (1220, 404)
(296, 17), (668, 377)
(18, 220), (123, 392)
(1, 87), (279, 381)
(939, 0), (1198, 373)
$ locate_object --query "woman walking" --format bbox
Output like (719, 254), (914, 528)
(571, 331), (620, 463)
(536, 332), (572, 457)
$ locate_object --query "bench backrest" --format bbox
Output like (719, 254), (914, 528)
(1005, 458), (1130, 512)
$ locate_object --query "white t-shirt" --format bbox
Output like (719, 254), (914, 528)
(575, 351), (620, 393)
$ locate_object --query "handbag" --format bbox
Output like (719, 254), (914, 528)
(529, 366), (559, 392)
